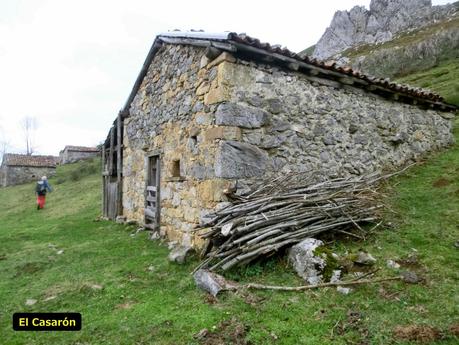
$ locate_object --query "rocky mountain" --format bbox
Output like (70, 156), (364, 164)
(311, 0), (458, 61)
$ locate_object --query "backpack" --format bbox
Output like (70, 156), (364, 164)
(36, 182), (46, 195)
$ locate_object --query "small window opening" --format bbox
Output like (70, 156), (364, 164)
(171, 160), (181, 178)
(190, 135), (197, 146)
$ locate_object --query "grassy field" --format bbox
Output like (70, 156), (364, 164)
(0, 133), (458, 345)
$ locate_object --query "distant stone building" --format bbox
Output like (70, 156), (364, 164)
(59, 146), (100, 164)
(102, 32), (456, 248)
(1, 154), (58, 187)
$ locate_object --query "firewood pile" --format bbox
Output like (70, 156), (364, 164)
(194, 171), (392, 272)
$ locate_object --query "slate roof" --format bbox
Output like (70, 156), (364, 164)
(64, 145), (99, 152)
(2, 154), (58, 168)
(119, 31), (456, 115)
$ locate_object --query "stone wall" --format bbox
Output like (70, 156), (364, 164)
(215, 59), (454, 180)
(122, 42), (454, 248)
(123, 44), (236, 247)
(60, 150), (99, 164)
(1, 166), (56, 187)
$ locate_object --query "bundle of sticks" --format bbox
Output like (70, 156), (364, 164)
(194, 170), (393, 272)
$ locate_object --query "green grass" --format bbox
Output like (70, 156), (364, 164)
(396, 59), (459, 106)
(299, 44), (315, 57)
(0, 136), (459, 344)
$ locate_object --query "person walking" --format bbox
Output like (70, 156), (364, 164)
(36, 176), (52, 210)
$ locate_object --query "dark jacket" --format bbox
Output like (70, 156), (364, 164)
(36, 180), (52, 196)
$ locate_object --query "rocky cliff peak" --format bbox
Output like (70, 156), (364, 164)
(312, 0), (457, 60)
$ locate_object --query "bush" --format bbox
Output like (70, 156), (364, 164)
(54, 158), (101, 184)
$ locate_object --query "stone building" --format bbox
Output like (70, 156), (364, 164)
(102, 32), (456, 248)
(1, 153), (58, 187)
(59, 145), (100, 164)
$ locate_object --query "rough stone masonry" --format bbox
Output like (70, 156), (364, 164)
(121, 42), (454, 248)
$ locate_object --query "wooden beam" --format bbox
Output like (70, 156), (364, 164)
(339, 77), (354, 85)
(205, 46), (222, 60)
(159, 36), (236, 52)
(108, 127), (114, 175)
(116, 112), (123, 216)
(287, 62), (299, 71)
(101, 146), (106, 217)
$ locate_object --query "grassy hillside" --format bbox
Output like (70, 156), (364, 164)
(0, 141), (458, 345)
(298, 44), (315, 57)
(395, 58), (459, 106)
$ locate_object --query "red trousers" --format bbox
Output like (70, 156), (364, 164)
(37, 195), (46, 209)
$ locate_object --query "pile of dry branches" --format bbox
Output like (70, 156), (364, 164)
(194, 170), (392, 272)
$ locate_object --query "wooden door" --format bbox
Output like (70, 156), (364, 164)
(145, 155), (160, 230)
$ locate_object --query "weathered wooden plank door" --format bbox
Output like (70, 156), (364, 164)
(107, 181), (118, 219)
(145, 155), (160, 230)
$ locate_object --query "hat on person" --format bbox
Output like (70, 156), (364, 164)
(41, 176), (47, 181)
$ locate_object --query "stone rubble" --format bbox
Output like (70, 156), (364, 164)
(387, 259), (401, 269)
(354, 251), (377, 265)
(193, 269), (238, 296)
(288, 238), (326, 285)
(168, 245), (193, 264)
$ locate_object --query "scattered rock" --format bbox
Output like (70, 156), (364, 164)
(386, 259), (400, 269)
(337, 286), (352, 295)
(330, 270), (342, 283)
(193, 269), (238, 297)
(146, 265), (155, 272)
(115, 215), (127, 224)
(167, 241), (178, 250)
(401, 271), (421, 284)
(56, 250), (64, 255)
(354, 251), (377, 265)
(168, 245), (193, 264)
(25, 299), (37, 306)
(194, 328), (209, 340)
(43, 295), (57, 302)
(393, 324), (441, 343)
(149, 231), (160, 240)
(288, 238), (326, 285)
(90, 284), (104, 290)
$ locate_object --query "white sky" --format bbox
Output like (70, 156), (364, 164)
(0, 0), (453, 156)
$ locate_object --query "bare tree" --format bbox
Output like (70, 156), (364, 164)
(21, 116), (38, 155)
(0, 125), (9, 165)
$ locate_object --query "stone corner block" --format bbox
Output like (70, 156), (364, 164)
(215, 102), (270, 129)
(214, 140), (271, 178)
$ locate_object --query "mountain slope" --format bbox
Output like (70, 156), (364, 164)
(341, 15), (459, 79)
(301, 0), (459, 106)
(311, 0), (458, 60)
